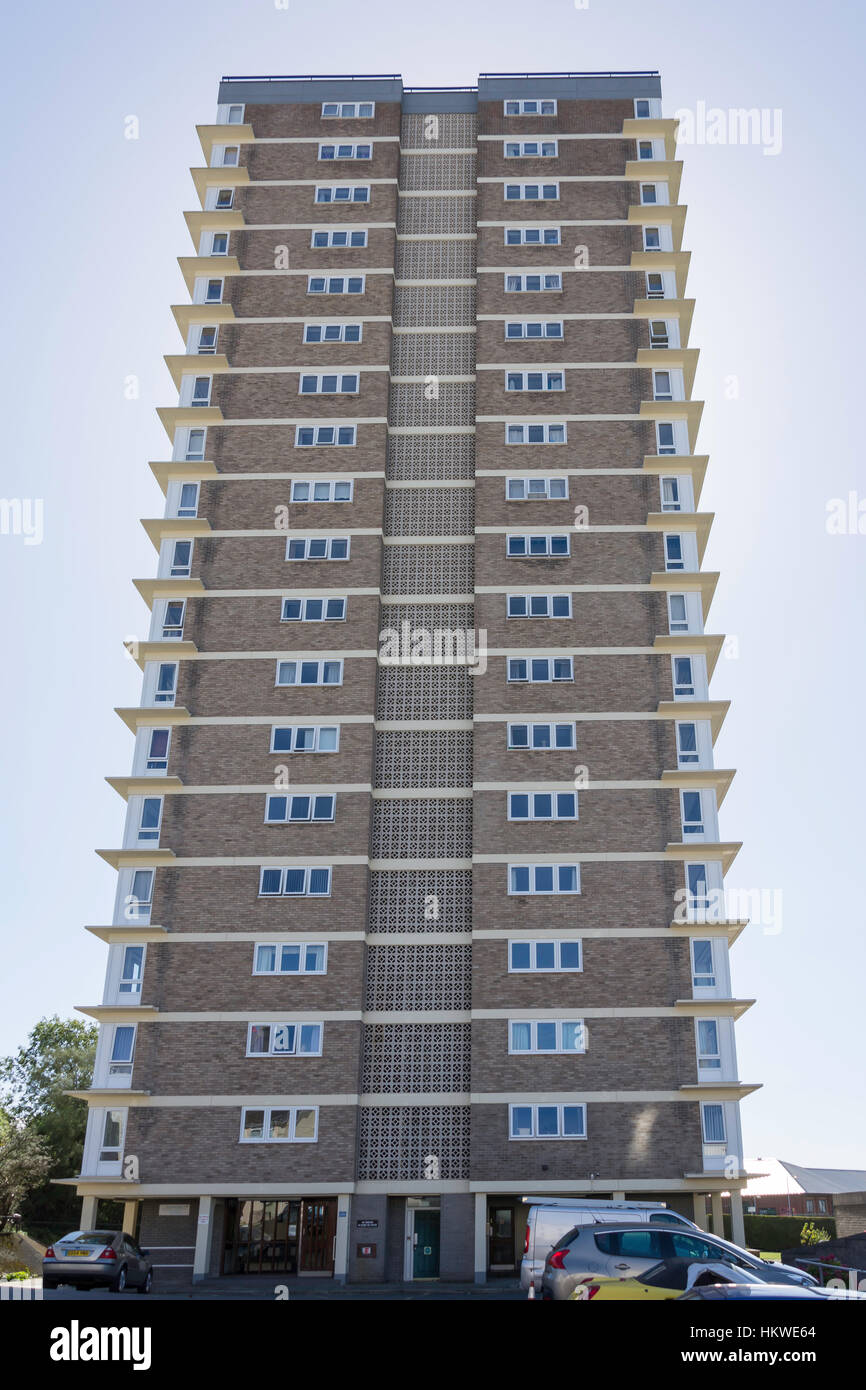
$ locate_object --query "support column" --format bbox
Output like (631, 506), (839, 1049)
(192, 1195), (214, 1283)
(334, 1194), (351, 1284)
(692, 1192), (709, 1231)
(612, 1191), (626, 1201)
(122, 1200), (139, 1237)
(474, 1193), (487, 1284)
(730, 1190), (746, 1248)
(710, 1192), (724, 1237)
(80, 1195), (98, 1229)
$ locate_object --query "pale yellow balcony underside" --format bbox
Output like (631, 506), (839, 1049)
(624, 159), (682, 202)
(649, 570), (719, 621)
(643, 454), (709, 502)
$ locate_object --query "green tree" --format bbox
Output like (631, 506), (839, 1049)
(0, 1017), (98, 1241)
(0, 1109), (53, 1232)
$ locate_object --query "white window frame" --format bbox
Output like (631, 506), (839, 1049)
(508, 790), (578, 822)
(506, 533), (570, 557)
(506, 476), (568, 499)
(700, 1101), (727, 1145)
(507, 863), (580, 895)
(509, 1103), (587, 1140)
(314, 184), (371, 203)
(307, 274), (365, 296)
(504, 182), (560, 202)
(264, 793), (336, 824)
(506, 593), (572, 619)
(270, 725), (340, 754)
(310, 228), (368, 249)
(275, 659), (344, 687)
(696, 1018), (722, 1071)
(290, 478), (354, 502)
(239, 1106), (319, 1144)
(257, 867), (333, 898)
(504, 225), (561, 246)
(506, 721), (575, 750)
(253, 940), (328, 973)
(508, 939), (582, 972)
(246, 1022), (324, 1057)
(504, 273), (563, 294)
(505, 369), (564, 390)
(509, 1019), (586, 1054)
(505, 320), (564, 340)
(285, 536), (350, 561)
(294, 425), (357, 447)
(507, 656), (574, 683)
(321, 101), (375, 118)
(280, 596), (347, 622)
(303, 322), (363, 345)
(299, 372), (359, 395)
(503, 99), (558, 116)
(317, 142), (372, 161)
(506, 422), (566, 445)
(504, 140), (558, 158)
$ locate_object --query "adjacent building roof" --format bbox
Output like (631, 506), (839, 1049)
(744, 1159), (866, 1196)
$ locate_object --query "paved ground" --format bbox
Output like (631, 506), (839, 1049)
(42, 1276), (525, 1302)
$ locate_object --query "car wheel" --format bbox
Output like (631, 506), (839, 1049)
(137, 1271), (153, 1295)
(112, 1265), (128, 1293)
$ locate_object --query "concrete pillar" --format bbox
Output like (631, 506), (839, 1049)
(729, 1190), (746, 1248)
(710, 1192), (724, 1237)
(334, 1194), (351, 1284)
(692, 1192), (709, 1230)
(122, 1200), (139, 1237)
(474, 1193), (487, 1284)
(612, 1191), (626, 1202)
(80, 1195), (98, 1229)
(192, 1195), (214, 1282)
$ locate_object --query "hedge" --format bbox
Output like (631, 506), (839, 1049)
(722, 1213), (836, 1250)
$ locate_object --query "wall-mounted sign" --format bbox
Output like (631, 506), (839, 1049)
(357, 1219), (379, 1228)
(158, 1204), (190, 1217)
(357, 1243), (377, 1258)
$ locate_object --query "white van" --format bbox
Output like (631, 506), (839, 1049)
(520, 1196), (699, 1292)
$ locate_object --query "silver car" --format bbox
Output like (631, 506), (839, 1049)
(43, 1230), (153, 1293)
(541, 1223), (818, 1301)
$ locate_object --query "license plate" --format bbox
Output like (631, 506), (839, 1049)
(62, 1249), (91, 1257)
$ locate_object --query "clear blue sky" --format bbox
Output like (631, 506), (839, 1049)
(1, 0), (864, 1167)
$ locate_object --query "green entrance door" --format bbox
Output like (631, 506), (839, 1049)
(412, 1209), (440, 1278)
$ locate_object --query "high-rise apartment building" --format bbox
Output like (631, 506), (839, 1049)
(66, 71), (758, 1286)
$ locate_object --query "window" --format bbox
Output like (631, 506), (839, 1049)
(507, 721), (575, 749)
(668, 594), (688, 633)
(215, 188), (234, 209)
(189, 376), (211, 406)
(805, 1200), (815, 1214)
(258, 867), (332, 898)
(291, 479), (353, 502)
(595, 1229), (666, 1259)
(169, 540), (192, 577)
(643, 226), (661, 251)
(681, 791), (705, 837)
(161, 600), (185, 639)
(240, 1106), (318, 1143)
(653, 370), (673, 401)
(118, 946), (145, 995)
(285, 536), (350, 561)
(701, 1102), (726, 1144)
(506, 533), (569, 557)
(510, 1020), (586, 1053)
(506, 594), (572, 618)
(676, 721), (699, 766)
(660, 475), (682, 510)
(270, 725), (339, 754)
(508, 791), (578, 821)
(504, 140), (558, 158)
(184, 429), (207, 462)
(673, 656), (695, 697)
(145, 728), (170, 770)
(508, 863), (580, 894)
(697, 1019), (721, 1070)
(504, 182), (560, 201)
(691, 938), (716, 989)
(508, 939), (582, 972)
(204, 279), (223, 302)
(304, 322), (362, 343)
(649, 319), (670, 350)
(656, 422), (677, 456)
(318, 143), (372, 160)
(281, 597), (346, 622)
(506, 369), (564, 390)
(509, 1103), (586, 1139)
(505, 320), (563, 339)
(210, 232), (229, 256)
(687, 865), (712, 914)
(637, 139), (655, 160)
(321, 101), (374, 118)
(247, 1023), (323, 1056)
(224, 104), (244, 124)
(504, 274), (562, 294)
(196, 326), (218, 355)
(253, 941), (327, 973)
(504, 99), (557, 115)
(507, 656), (573, 683)
(176, 482), (200, 517)
(127, 869), (154, 918)
(220, 146), (240, 166)
(314, 185), (370, 203)
(299, 372), (359, 394)
(506, 423), (566, 445)
(295, 425), (357, 447)
(664, 534), (685, 570)
(108, 1025), (136, 1078)
(307, 275), (365, 295)
(818, 1200), (827, 1214)
(645, 271), (666, 300)
(634, 99), (652, 118)
(506, 476), (568, 499)
(137, 797), (162, 843)
(311, 228), (368, 248)
(275, 659), (343, 687)
(505, 226), (561, 245)
(640, 183), (659, 204)
(154, 662), (178, 704)
(265, 793), (336, 823)
(98, 1109), (126, 1163)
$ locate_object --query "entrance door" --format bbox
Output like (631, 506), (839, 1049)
(489, 1205), (516, 1271)
(412, 1209), (440, 1278)
(299, 1199), (337, 1273)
